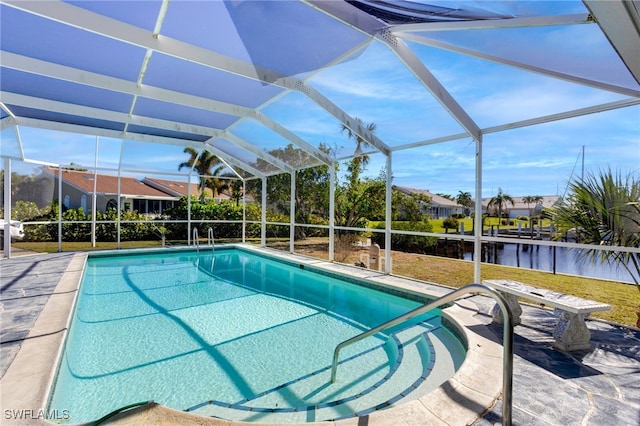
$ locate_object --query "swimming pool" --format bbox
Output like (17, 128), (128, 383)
(47, 246), (467, 424)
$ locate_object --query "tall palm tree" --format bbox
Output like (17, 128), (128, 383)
(550, 169), (640, 326)
(456, 191), (473, 216)
(523, 195), (543, 217)
(340, 118), (376, 183)
(487, 187), (514, 227)
(178, 147), (227, 199)
(550, 168), (640, 285)
(456, 191), (472, 207)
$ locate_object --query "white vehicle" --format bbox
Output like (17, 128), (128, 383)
(1, 220), (25, 240)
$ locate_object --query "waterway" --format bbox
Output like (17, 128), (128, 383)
(464, 242), (637, 284)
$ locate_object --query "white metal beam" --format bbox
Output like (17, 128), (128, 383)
(3, 158), (11, 257)
(395, 32), (640, 98)
(392, 97), (640, 152)
(1, 91), (228, 139)
(252, 111), (334, 165)
(584, 0), (640, 85)
(390, 13), (592, 33)
(0, 116), (15, 131)
(276, 79), (391, 155)
(474, 135), (483, 283)
(2, 52), (332, 165)
(202, 143), (265, 180)
(3, 1), (383, 161)
(380, 30), (482, 142)
(13, 116), (273, 179)
(218, 133), (294, 174)
(482, 97), (640, 134)
(0, 92), (330, 172)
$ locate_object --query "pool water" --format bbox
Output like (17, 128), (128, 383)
(48, 248), (466, 423)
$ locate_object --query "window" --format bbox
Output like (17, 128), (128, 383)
(63, 195), (70, 209)
(81, 195), (87, 212)
(106, 199), (118, 211)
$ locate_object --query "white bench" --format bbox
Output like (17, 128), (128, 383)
(483, 279), (611, 352)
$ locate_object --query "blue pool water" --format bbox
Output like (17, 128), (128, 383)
(48, 247), (466, 423)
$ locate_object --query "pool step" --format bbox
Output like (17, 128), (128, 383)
(186, 321), (464, 423)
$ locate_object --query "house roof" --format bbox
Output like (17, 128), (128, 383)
(2, 0), (638, 182)
(394, 186), (463, 208)
(43, 167), (179, 199)
(481, 195), (562, 210)
(142, 177), (214, 198)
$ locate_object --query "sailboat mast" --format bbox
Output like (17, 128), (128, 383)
(581, 145), (585, 181)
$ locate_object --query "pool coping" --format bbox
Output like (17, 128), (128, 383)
(0, 244), (504, 426)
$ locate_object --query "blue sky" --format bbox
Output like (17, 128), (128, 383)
(2, 0), (639, 200)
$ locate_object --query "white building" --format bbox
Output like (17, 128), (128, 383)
(394, 186), (466, 219)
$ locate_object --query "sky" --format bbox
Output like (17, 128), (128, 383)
(2, 0), (639, 200)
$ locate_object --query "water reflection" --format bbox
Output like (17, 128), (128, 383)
(464, 243), (635, 284)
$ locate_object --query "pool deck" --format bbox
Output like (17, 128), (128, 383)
(1, 248), (639, 425)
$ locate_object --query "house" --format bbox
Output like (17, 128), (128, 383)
(482, 195), (562, 218)
(393, 186), (465, 219)
(142, 177), (218, 200)
(143, 177), (254, 203)
(39, 168), (250, 215)
(40, 168), (179, 215)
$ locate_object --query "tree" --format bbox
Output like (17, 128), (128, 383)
(178, 147), (227, 199)
(550, 168), (640, 286)
(392, 189), (430, 221)
(340, 118), (376, 184)
(244, 144), (331, 240)
(335, 170), (385, 230)
(456, 191), (472, 207)
(229, 180), (244, 206)
(335, 119), (386, 259)
(523, 195), (543, 217)
(487, 187), (514, 223)
(456, 191), (473, 216)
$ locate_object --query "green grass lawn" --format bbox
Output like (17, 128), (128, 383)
(389, 252), (639, 327)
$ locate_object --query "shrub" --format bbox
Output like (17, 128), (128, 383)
(371, 221), (437, 254)
(442, 216), (459, 231)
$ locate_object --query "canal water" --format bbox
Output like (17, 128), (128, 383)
(464, 242), (637, 284)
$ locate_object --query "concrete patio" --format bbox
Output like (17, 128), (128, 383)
(1, 251), (638, 425)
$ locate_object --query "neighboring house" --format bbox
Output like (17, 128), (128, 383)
(41, 168), (178, 215)
(39, 168), (249, 215)
(394, 186), (465, 219)
(143, 177), (253, 203)
(481, 195), (562, 218)
(142, 177), (217, 200)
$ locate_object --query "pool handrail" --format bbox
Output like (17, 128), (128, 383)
(329, 283), (514, 426)
(208, 227), (215, 252)
(193, 227), (199, 252)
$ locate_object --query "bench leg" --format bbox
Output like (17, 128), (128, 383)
(491, 292), (522, 326)
(553, 309), (592, 352)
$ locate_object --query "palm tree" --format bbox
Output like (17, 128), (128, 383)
(550, 168), (640, 285)
(178, 147), (228, 199)
(487, 187), (514, 228)
(550, 169), (640, 326)
(340, 118), (376, 183)
(522, 195), (541, 217)
(456, 191), (473, 216)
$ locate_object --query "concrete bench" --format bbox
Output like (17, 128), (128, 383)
(483, 279), (611, 352)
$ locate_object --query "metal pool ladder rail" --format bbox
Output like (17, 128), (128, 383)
(193, 227), (199, 252)
(208, 227), (215, 252)
(329, 283), (514, 426)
